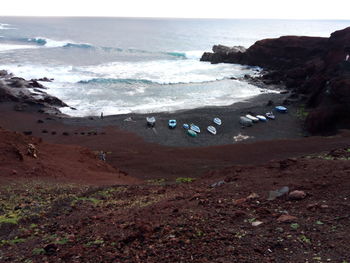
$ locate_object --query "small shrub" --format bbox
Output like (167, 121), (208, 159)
(176, 177), (195, 184)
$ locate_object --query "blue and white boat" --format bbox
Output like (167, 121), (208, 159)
(207, 125), (217, 135)
(266, 112), (275, 120)
(183, 123), (189, 129)
(168, 119), (177, 129)
(213, 117), (222, 126)
(256, 115), (267, 122)
(275, 106), (288, 113)
(190, 124), (200, 133)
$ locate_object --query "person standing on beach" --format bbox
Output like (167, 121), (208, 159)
(99, 151), (106, 161)
(101, 112), (104, 119)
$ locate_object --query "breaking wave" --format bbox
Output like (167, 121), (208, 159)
(26, 37), (93, 48)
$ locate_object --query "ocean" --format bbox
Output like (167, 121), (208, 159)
(0, 17), (349, 116)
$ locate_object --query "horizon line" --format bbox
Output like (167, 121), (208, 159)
(0, 15), (349, 21)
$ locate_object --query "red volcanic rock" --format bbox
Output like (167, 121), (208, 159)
(288, 190), (307, 200)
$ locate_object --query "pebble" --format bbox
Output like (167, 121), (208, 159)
(252, 221), (263, 226)
(289, 190), (306, 200)
(277, 214), (297, 223)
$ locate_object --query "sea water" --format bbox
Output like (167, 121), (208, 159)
(0, 17), (348, 116)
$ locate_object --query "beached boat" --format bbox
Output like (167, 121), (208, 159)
(266, 112), (275, 120)
(245, 114), (259, 122)
(275, 106), (287, 113)
(183, 123), (189, 129)
(146, 116), (156, 127)
(213, 117), (222, 125)
(240, 116), (253, 127)
(207, 125), (217, 135)
(168, 119), (177, 129)
(190, 124), (200, 133)
(256, 115), (267, 122)
(187, 129), (197, 137)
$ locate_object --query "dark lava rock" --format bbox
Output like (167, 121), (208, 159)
(42, 129), (48, 133)
(37, 119), (44, 124)
(23, 131), (32, 135)
(201, 27), (350, 134)
(44, 243), (58, 255)
(62, 132), (69, 136)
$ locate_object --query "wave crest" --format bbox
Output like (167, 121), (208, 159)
(78, 78), (154, 85)
(27, 37), (93, 48)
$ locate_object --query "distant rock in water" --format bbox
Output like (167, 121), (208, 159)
(201, 27), (350, 134)
(201, 45), (246, 64)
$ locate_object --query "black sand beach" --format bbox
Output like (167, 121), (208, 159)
(61, 91), (303, 147)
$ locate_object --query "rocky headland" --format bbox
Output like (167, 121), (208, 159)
(201, 27), (350, 134)
(0, 70), (69, 116)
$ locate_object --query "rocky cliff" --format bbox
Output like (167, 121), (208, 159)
(201, 27), (350, 134)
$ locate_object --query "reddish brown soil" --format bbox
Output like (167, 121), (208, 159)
(0, 127), (138, 186)
(1, 149), (349, 262)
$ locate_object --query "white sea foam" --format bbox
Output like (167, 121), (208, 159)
(0, 23), (15, 30)
(0, 64), (92, 82)
(46, 79), (266, 117)
(1, 59), (259, 85)
(0, 44), (39, 52)
(81, 59), (258, 84)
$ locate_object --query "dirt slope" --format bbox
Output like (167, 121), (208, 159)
(0, 127), (138, 185)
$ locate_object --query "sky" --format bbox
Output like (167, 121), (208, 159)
(0, 0), (349, 20)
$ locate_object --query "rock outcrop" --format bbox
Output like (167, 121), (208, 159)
(0, 71), (68, 115)
(201, 27), (350, 134)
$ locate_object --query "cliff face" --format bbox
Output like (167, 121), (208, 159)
(201, 27), (350, 134)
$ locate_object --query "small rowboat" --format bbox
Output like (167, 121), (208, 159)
(246, 114), (259, 122)
(207, 125), (217, 135)
(168, 119), (177, 129)
(240, 116), (253, 127)
(275, 106), (287, 113)
(266, 112), (275, 120)
(213, 117), (222, 125)
(190, 124), (200, 133)
(187, 129), (197, 137)
(146, 116), (156, 127)
(183, 123), (189, 129)
(256, 115), (267, 122)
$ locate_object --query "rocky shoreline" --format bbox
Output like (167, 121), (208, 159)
(201, 27), (350, 134)
(0, 70), (70, 116)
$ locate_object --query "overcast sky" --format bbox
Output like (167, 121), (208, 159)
(0, 0), (349, 20)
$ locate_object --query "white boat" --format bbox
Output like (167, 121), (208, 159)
(245, 114), (259, 122)
(146, 116), (156, 127)
(190, 124), (200, 133)
(207, 125), (217, 135)
(183, 123), (189, 129)
(213, 117), (222, 125)
(256, 115), (267, 122)
(266, 112), (275, 120)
